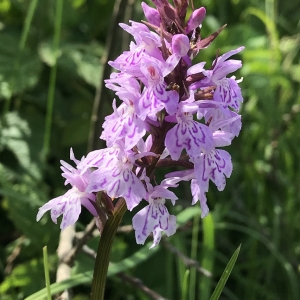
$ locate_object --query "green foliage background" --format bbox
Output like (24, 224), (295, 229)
(0, 0), (299, 299)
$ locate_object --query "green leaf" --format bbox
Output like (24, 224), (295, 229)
(0, 32), (42, 99)
(38, 41), (104, 87)
(0, 258), (48, 297)
(38, 42), (61, 67)
(210, 244), (241, 300)
(290, 65), (300, 82)
(0, 112), (34, 172)
(176, 206), (201, 226)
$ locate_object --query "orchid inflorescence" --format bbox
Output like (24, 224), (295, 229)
(37, 0), (244, 248)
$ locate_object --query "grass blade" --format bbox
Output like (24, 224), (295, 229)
(210, 244), (241, 300)
(42, 246), (51, 300)
(42, 0), (63, 159)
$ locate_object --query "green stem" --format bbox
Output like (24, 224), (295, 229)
(19, 0), (40, 51)
(200, 213), (215, 300)
(189, 213), (200, 300)
(42, 0), (63, 160)
(42, 246), (52, 300)
(91, 198), (127, 300)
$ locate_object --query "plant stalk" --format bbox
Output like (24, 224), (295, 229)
(90, 198), (127, 300)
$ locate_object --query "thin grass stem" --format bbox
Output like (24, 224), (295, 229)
(42, 0), (63, 160)
(189, 213), (200, 300)
(42, 246), (52, 300)
(200, 213), (215, 300)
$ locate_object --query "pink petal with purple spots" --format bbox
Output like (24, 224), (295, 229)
(87, 166), (146, 211)
(36, 187), (96, 230)
(191, 179), (209, 218)
(132, 198), (176, 247)
(193, 149), (232, 192)
(165, 120), (214, 160)
(214, 77), (243, 112)
(101, 103), (148, 150)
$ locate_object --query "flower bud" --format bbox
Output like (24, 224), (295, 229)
(141, 2), (161, 27)
(185, 7), (206, 34)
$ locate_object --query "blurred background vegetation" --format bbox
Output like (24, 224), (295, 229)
(0, 0), (299, 299)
